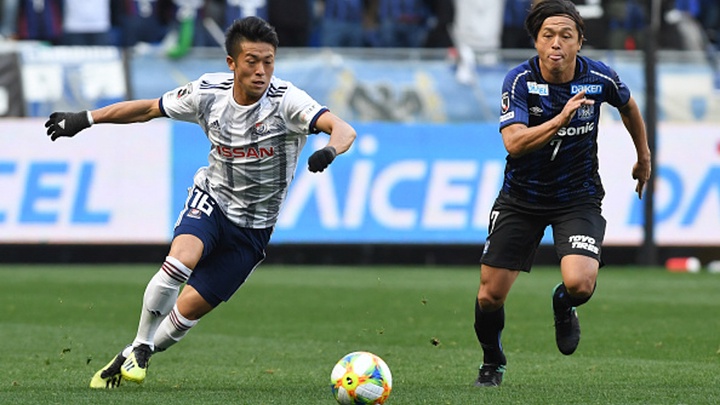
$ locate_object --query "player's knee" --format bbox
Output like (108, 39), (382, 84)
(565, 279), (596, 298)
(477, 293), (505, 311)
(168, 235), (204, 268)
(176, 286), (215, 320)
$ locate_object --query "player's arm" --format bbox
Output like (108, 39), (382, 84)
(91, 98), (163, 124)
(618, 96), (651, 199)
(501, 91), (594, 158)
(45, 99), (163, 141)
(307, 111), (357, 173)
(314, 111), (356, 155)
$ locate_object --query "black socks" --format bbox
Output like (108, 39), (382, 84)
(553, 282), (595, 314)
(474, 300), (507, 365)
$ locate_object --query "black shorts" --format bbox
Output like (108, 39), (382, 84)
(480, 193), (606, 272)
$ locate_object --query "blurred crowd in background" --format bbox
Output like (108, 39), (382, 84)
(0, 0), (718, 55)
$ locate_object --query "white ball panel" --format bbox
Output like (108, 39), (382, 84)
(351, 352), (374, 374)
(356, 383), (383, 400)
(336, 387), (351, 404)
(331, 363), (346, 381)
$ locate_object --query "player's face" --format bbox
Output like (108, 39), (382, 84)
(227, 40), (275, 105)
(534, 15), (582, 83)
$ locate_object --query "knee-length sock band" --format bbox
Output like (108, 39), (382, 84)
(153, 304), (199, 352)
(132, 256), (191, 350)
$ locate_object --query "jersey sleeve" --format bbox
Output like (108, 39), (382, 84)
(159, 79), (201, 123)
(281, 85), (328, 135)
(499, 68), (530, 130)
(600, 62), (631, 108)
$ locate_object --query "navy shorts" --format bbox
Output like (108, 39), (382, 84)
(173, 186), (272, 307)
(480, 193), (606, 272)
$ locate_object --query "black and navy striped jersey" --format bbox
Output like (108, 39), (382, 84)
(498, 55), (631, 206)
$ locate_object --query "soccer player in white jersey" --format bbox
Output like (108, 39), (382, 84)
(44, 16), (356, 388)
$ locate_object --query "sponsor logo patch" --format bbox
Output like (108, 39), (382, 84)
(500, 111), (515, 123)
(571, 84), (603, 95)
(568, 234), (599, 254)
(556, 122), (595, 136)
(216, 144), (275, 159)
(527, 82), (549, 96)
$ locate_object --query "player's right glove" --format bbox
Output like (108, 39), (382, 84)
(45, 111), (92, 141)
(308, 146), (337, 173)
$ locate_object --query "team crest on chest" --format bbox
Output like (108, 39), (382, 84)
(254, 122), (269, 135)
(577, 104), (594, 121)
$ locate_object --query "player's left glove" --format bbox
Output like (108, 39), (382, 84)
(45, 111), (92, 141)
(308, 146), (337, 173)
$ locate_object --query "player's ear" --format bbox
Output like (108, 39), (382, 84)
(226, 55), (235, 71)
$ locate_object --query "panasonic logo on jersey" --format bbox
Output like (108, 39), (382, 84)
(556, 122), (594, 136)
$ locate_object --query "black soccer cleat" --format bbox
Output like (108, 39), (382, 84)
(554, 307), (581, 355)
(474, 363), (506, 387)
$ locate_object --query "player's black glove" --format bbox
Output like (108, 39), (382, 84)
(308, 146), (337, 173)
(44, 111), (92, 141)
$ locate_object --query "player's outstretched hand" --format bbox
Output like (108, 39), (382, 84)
(308, 146), (337, 173)
(45, 111), (92, 141)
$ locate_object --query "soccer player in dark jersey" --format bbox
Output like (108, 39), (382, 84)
(44, 16), (356, 388)
(472, 0), (651, 387)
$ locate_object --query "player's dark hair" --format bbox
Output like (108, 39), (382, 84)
(225, 16), (279, 58)
(524, 0), (585, 43)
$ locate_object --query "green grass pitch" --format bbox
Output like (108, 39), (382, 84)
(0, 264), (718, 404)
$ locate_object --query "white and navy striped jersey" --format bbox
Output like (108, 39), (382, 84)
(160, 73), (328, 228)
(498, 55), (631, 206)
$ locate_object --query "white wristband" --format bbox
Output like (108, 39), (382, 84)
(86, 110), (94, 125)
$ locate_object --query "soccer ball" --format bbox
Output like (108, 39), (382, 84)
(330, 351), (392, 405)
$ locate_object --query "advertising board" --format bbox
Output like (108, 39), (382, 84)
(0, 119), (171, 243)
(1, 120), (716, 246)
